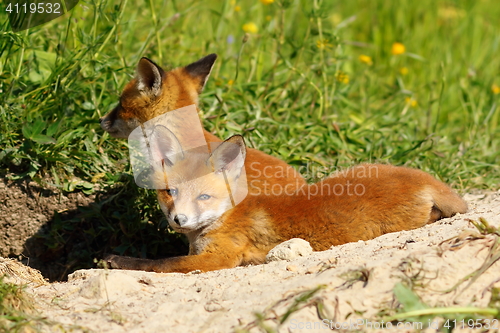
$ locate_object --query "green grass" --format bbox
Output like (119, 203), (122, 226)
(0, 0), (499, 278)
(0, 276), (38, 332)
(0, 275), (85, 331)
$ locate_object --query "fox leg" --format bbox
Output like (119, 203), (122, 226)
(104, 252), (242, 274)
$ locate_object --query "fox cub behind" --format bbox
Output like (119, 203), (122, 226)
(99, 54), (305, 194)
(105, 128), (467, 273)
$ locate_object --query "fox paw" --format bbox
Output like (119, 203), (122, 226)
(102, 254), (123, 269)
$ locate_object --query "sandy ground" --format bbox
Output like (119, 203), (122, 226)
(11, 191), (500, 332)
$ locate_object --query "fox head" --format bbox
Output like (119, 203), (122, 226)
(146, 126), (247, 234)
(100, 54), (217, 138)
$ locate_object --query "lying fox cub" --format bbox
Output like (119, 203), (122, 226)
(104, 128), (467, 273)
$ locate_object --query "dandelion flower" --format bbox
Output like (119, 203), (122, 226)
(492, 84), (500, 95)
(228, 79), (234, 86)
(336, 71), (349, 84)
(242, 22), (258, 33)
(316, 38), (333, 49)
(358, 54), (373, 66)
(391, 42), (406, 55)
(399, 67), (409, 75)
(405, 97), (417, 107)
(234, 5), (241, 12)
(260, 0), (274, 4)
(265, 15), (272, 21)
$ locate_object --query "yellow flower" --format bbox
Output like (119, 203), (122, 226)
(438, 5), (465, 21)
(316, 38), (333, 49)
(492, 84), (500, 95)
(91, 173), (105, 183)
(405, 97), (417, 107)
(330, 13), (342, 26)
(230, 0), (236, 4)
(265, 15), (272, 21)
(336, 71), (349, 84)
(242, 22), (258, 34)
(399, 67), (409, 75)
(228, 79), (234, 86)
(234, 5), (241, 12)
(358, 54), (373, 66)
(260, 0), (274, 4)
(391, 42), (406, 55)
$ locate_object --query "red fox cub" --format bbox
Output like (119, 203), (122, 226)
(99, 54), (305, 194)
(104, 129), (468, 273)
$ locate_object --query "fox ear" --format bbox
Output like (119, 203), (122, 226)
(208, 135), (246, 179)
(184, 54), (217, 93)
(136, 57), (165, 97)
(148, 125), (184, 166)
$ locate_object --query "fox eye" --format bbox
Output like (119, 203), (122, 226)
(166, 188), (178, 196)
(197, 194), (211, 200)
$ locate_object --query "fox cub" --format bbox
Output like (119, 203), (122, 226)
(99, 54), (305, 194)
(105, 129), (467, 273)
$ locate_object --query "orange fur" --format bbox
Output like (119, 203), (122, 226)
(105, 135), (467, 273)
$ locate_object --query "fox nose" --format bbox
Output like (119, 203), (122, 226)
(174, 214), (188, 226)
(99, 117), (103, 123)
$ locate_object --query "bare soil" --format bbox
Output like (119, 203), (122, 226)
(0, 176), (95, 280)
